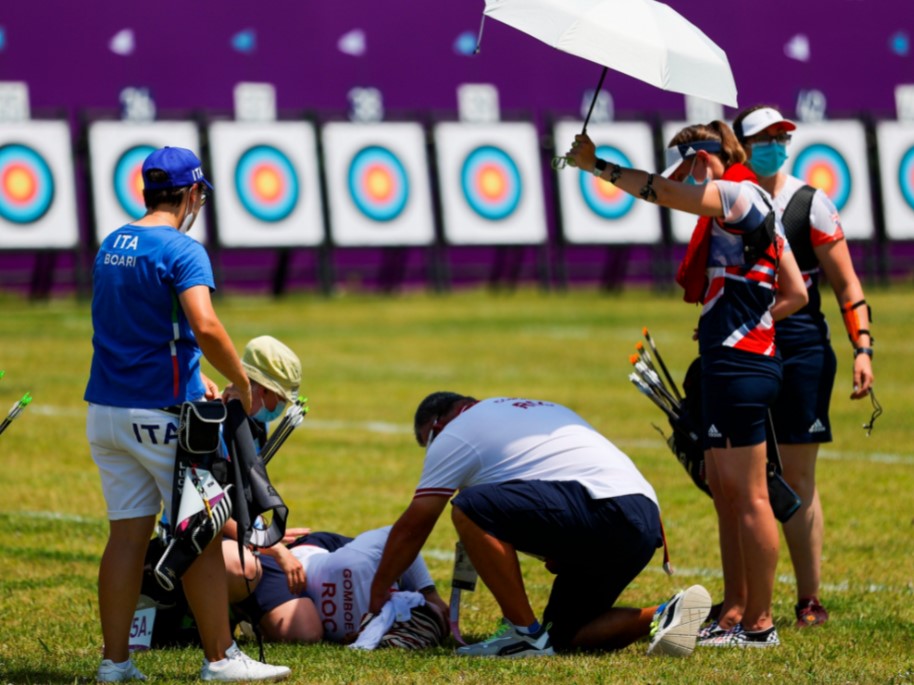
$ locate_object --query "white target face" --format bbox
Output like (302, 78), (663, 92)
(875, 121), (914, 239)
(88, 121), (208, 243)
(0, 121), (79, 248)
(434, 122), (546, 245)
(322, 122), (434, 247)
(553, 120), (661, 244)
(208, 121), (325, 247)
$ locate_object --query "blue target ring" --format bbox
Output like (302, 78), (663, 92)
(791, 143), (852, 211)
(0, 143), (55, 224)
(898, 146), (914, 211)
(461, 145), (521, 221)
(348, 146), (409, 222)
(579, 145), (636, 219)
(114, 145), (156, 219)
(235, 145), (299, 222)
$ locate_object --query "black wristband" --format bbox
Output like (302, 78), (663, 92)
(639, 173), (657, 202)
(854, 346), (874, 360)
(592, 158), (607, 177)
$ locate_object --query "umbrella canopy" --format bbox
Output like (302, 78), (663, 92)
(483, 0), (738, 108)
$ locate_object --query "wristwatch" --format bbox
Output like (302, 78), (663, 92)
(592, 158), (607, 177)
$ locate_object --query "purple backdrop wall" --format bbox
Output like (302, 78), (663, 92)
(3, 0), (910, 119)
(0, 1), (911, 294)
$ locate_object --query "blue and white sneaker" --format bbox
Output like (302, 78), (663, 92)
(456, 620), (554, 658)
(647, 584), (712, 657)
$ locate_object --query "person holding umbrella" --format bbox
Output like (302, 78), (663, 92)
(731, 105), (875, 628)
(564, 124), (809, 648)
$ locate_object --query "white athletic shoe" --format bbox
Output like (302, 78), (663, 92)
(96, 658), (147, 682)
(201, 643), (291, 682)
(647, 584), (713, 657)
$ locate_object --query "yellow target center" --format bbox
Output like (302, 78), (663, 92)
(367, 168), (393, 200)
(254, 167), (282, 201)
(5, 166), (36, 201)
(808, 167), (835, 195)
(479, 167), (506, 199)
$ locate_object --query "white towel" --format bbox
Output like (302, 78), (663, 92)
(349, 591), (426, 650)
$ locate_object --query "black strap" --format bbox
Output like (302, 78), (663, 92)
(781, 185), (818, 271)
(765, 410), (783, 474)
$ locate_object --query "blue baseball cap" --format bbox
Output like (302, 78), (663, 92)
(142, 146), (213, 191)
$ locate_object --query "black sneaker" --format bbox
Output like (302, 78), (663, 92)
(702, 624), (780, 648)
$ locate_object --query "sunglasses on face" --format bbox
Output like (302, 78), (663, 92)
(749, 132), (792, 145)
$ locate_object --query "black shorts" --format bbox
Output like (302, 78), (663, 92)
(772, 342), (836, 444)
(451, 479), (661, 649)
(701, 347), (782, 449)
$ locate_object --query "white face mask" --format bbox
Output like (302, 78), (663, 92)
(177, 209), (197, 234)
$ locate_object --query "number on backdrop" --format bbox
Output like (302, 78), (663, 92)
(348, 87), (384, 123)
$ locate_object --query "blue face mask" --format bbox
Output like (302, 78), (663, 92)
(684, 157), (709, 186)
(749, 142), (788, 177)
(254, 400), (286, 424)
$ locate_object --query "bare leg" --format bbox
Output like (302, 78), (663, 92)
(183, 533), (233, 662)
(711, 442), (779, 632)
(260, 598), (323, 643)
(451, 506), (535, 627)
(99, 516), (156, 662)
(705, 450), (745, 630)
(780, 443), (823, 600)
(221, 539), (262, 604)
(568, 606), (656, 650)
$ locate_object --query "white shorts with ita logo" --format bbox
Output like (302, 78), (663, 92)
(87, 403), (181, 521)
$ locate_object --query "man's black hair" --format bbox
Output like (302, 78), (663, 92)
(413, 391), (468, 445)
(143, 168), (191, 209)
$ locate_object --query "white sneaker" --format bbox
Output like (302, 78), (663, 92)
(96, 659), (147, 682)
(647, 584), (712, 657)
(201, 643), (291, 682)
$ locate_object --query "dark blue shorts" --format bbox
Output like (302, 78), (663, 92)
(233, 531), (353, 624)
(772, 342), (836, 444)
(451, 479), (661, 648)
(701, 348), (782, 449)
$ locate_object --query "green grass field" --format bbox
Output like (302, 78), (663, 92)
(1, 284), (912, 684)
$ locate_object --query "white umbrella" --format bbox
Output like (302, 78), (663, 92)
(483, 0), (738, 118)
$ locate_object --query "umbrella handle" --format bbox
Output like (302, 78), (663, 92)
(582, 67), (609, 134)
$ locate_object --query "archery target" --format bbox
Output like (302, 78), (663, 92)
(113, 145), (156, 220)
(434, 122), (546, 245)
(208, 121), (324, 247)
(875, 122), (914, 238)
(0, 143), (54, 224)
(322, 122), (434, 247)
(554, 121), (660, 244)
(790, 143), (852, 211)
(0, 121), (78, 248)
(88, 121), (208, 243)
(460, 145), (521, 221)
(348, 145), (408, 222)
(788, 121), (872, 240)
(235, 145), (298, 222)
